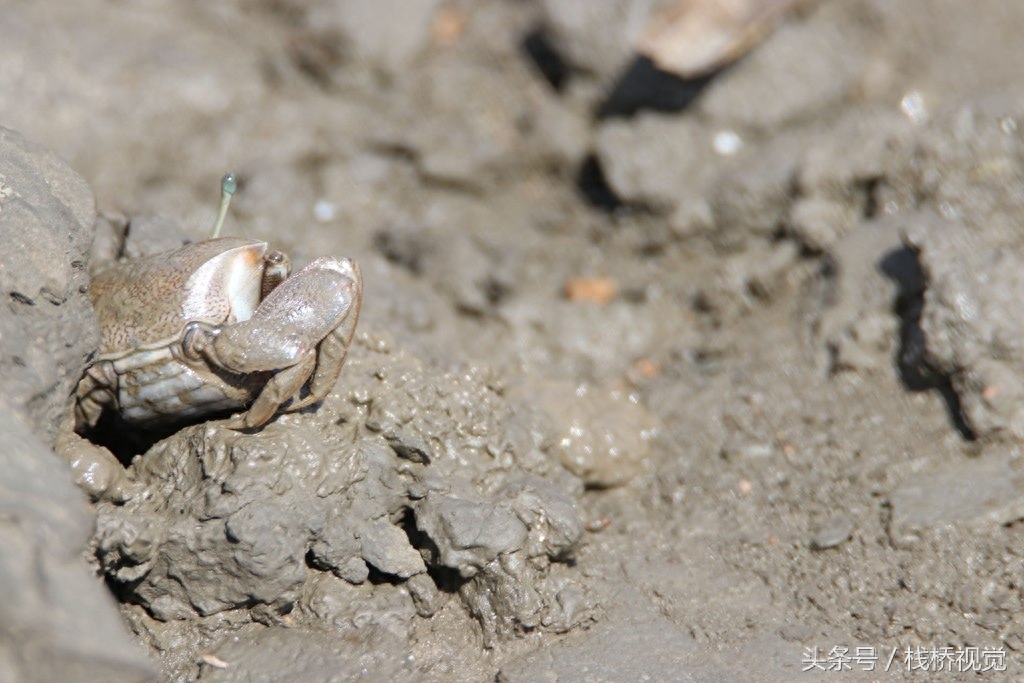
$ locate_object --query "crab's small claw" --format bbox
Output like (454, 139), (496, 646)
(225, 350), (318, 429)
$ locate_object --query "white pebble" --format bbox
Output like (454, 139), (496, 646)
(313, 199), (336, 222)
(900, 91), (928, 125)
(713, 130), (743, 156)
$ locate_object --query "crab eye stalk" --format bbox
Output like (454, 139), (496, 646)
(262, 250), (291, 298)
(210, 172), (238, 239)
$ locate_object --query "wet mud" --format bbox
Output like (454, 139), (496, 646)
(5, 1), (1024, 681)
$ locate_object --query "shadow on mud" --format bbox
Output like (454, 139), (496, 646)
(881, 245), (976, 440)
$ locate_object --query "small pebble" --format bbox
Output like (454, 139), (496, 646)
(313, 199), (336, 222)
(433, 6), (467, 47)
(201, 654), (229, 669)
(809, 515), (853, 550)
(900, 90), (928, 125)
(564, 276), (617, 304)
(628, 358), (661, 384)
(713, 130), (743, 156)
(720, 438), (774, 460)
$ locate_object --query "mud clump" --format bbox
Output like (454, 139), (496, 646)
(902, 95), (1024, 439)
(0, 126), (99, 445)
(0, 127), (154, 683)
(523, 379), (658, 488)
(94, 329), (616, 675)
(906, 214), (1024, 439)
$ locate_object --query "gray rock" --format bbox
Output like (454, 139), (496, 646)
(0, 126), (99, 445)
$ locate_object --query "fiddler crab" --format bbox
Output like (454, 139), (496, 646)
(74, 174), (362, 433)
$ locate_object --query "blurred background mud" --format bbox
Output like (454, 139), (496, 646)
(5, 0), (1024, 680)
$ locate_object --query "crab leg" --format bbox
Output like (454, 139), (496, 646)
(74, 362), (119, 431)
(230, 350), (318, 428)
